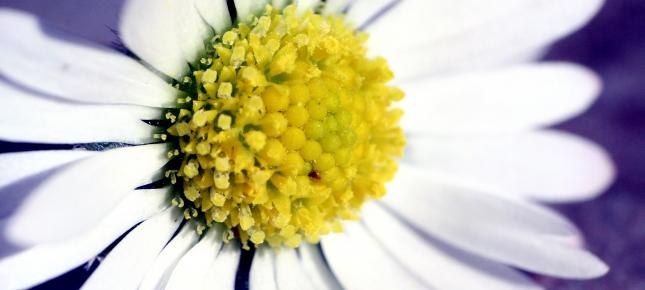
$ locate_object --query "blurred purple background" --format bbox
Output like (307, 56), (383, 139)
(0, 0), (643, 289)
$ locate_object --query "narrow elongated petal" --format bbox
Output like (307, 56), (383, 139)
(0, 9), (177, 107)
(298, 244), (343, 290)
(201, 242), (241, 290)
(249, 246), (278, 290)
(361, 0), (604, 78)
(80, 207), (182, 290)
(0, 188), (169, 290)
(275, 248), (316, 290)
(400, 63), (601, 135)
(5, 144), (169, 245)
(0, 82), (160, 144)
(0, 150), (96, 221)
(138, 222), (200, 290)
(120, 0), (212, 79)
(193, 0), (232, 33)
(294, 0), (321, 15)
(0, 150), (95, 190)
(405, 130), (615, 202)
(384, 165), (609, 278)
(272, 0), (290, 10)
(322, 0), (350, 16)
(345, 0), (391, 28)
(362, 203), (544, 290)
(164, 226), (224, 290)
(321, 222), (430, 290)
(234, 0), (269, 22)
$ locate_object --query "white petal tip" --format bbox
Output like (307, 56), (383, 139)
(540, 134), (617, 203)
(567, 255), (610, 280)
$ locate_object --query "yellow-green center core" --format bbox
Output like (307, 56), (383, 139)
(164, 5), (405, 249)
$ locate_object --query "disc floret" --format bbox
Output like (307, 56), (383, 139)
(165, 5), (405, 248)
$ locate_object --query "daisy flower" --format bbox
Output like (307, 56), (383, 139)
(0, 0), (615, 289)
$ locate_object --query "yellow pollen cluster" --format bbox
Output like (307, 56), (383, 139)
(165, 5), (405, 248)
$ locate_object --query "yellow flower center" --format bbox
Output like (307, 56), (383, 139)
(164, 4), (405, 249)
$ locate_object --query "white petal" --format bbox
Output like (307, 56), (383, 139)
(363, 0), (604, 79)
(272, 0), (290, 10)
(0, 150), (95, 191)
(362, 203), (544, 290)
(383, 165), (609, 278)
(0, 9), (178, 107)
(234, 0), (269, 23)
(201, 242), (241, 290)
(294, 0), (321, 15)
(400, 63), (601, 135)
(249, 246), (277, 290)
(81, 207), (182, 290)
(5, 143), (169, 245)
(164, 225), (225, 290)
(345, 0), (391, 28)
(0, 82), (160, 144)
(322, 0), (350, 16)
(0, 150), (96, 222)
(138, 222), (200, 290)
(0, 188), (169, 290)
(275, 248), (316, 290)
(321, 222), (430, 290)
(405, 130), (615, 202)
(120, 0), (212, 79)
(194, 0), (232, 33)
(298, 244), (343, 290)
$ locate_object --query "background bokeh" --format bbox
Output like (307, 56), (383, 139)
(0, 0), (643, 289)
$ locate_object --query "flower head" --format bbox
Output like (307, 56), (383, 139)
(163, 5), (405, 248)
